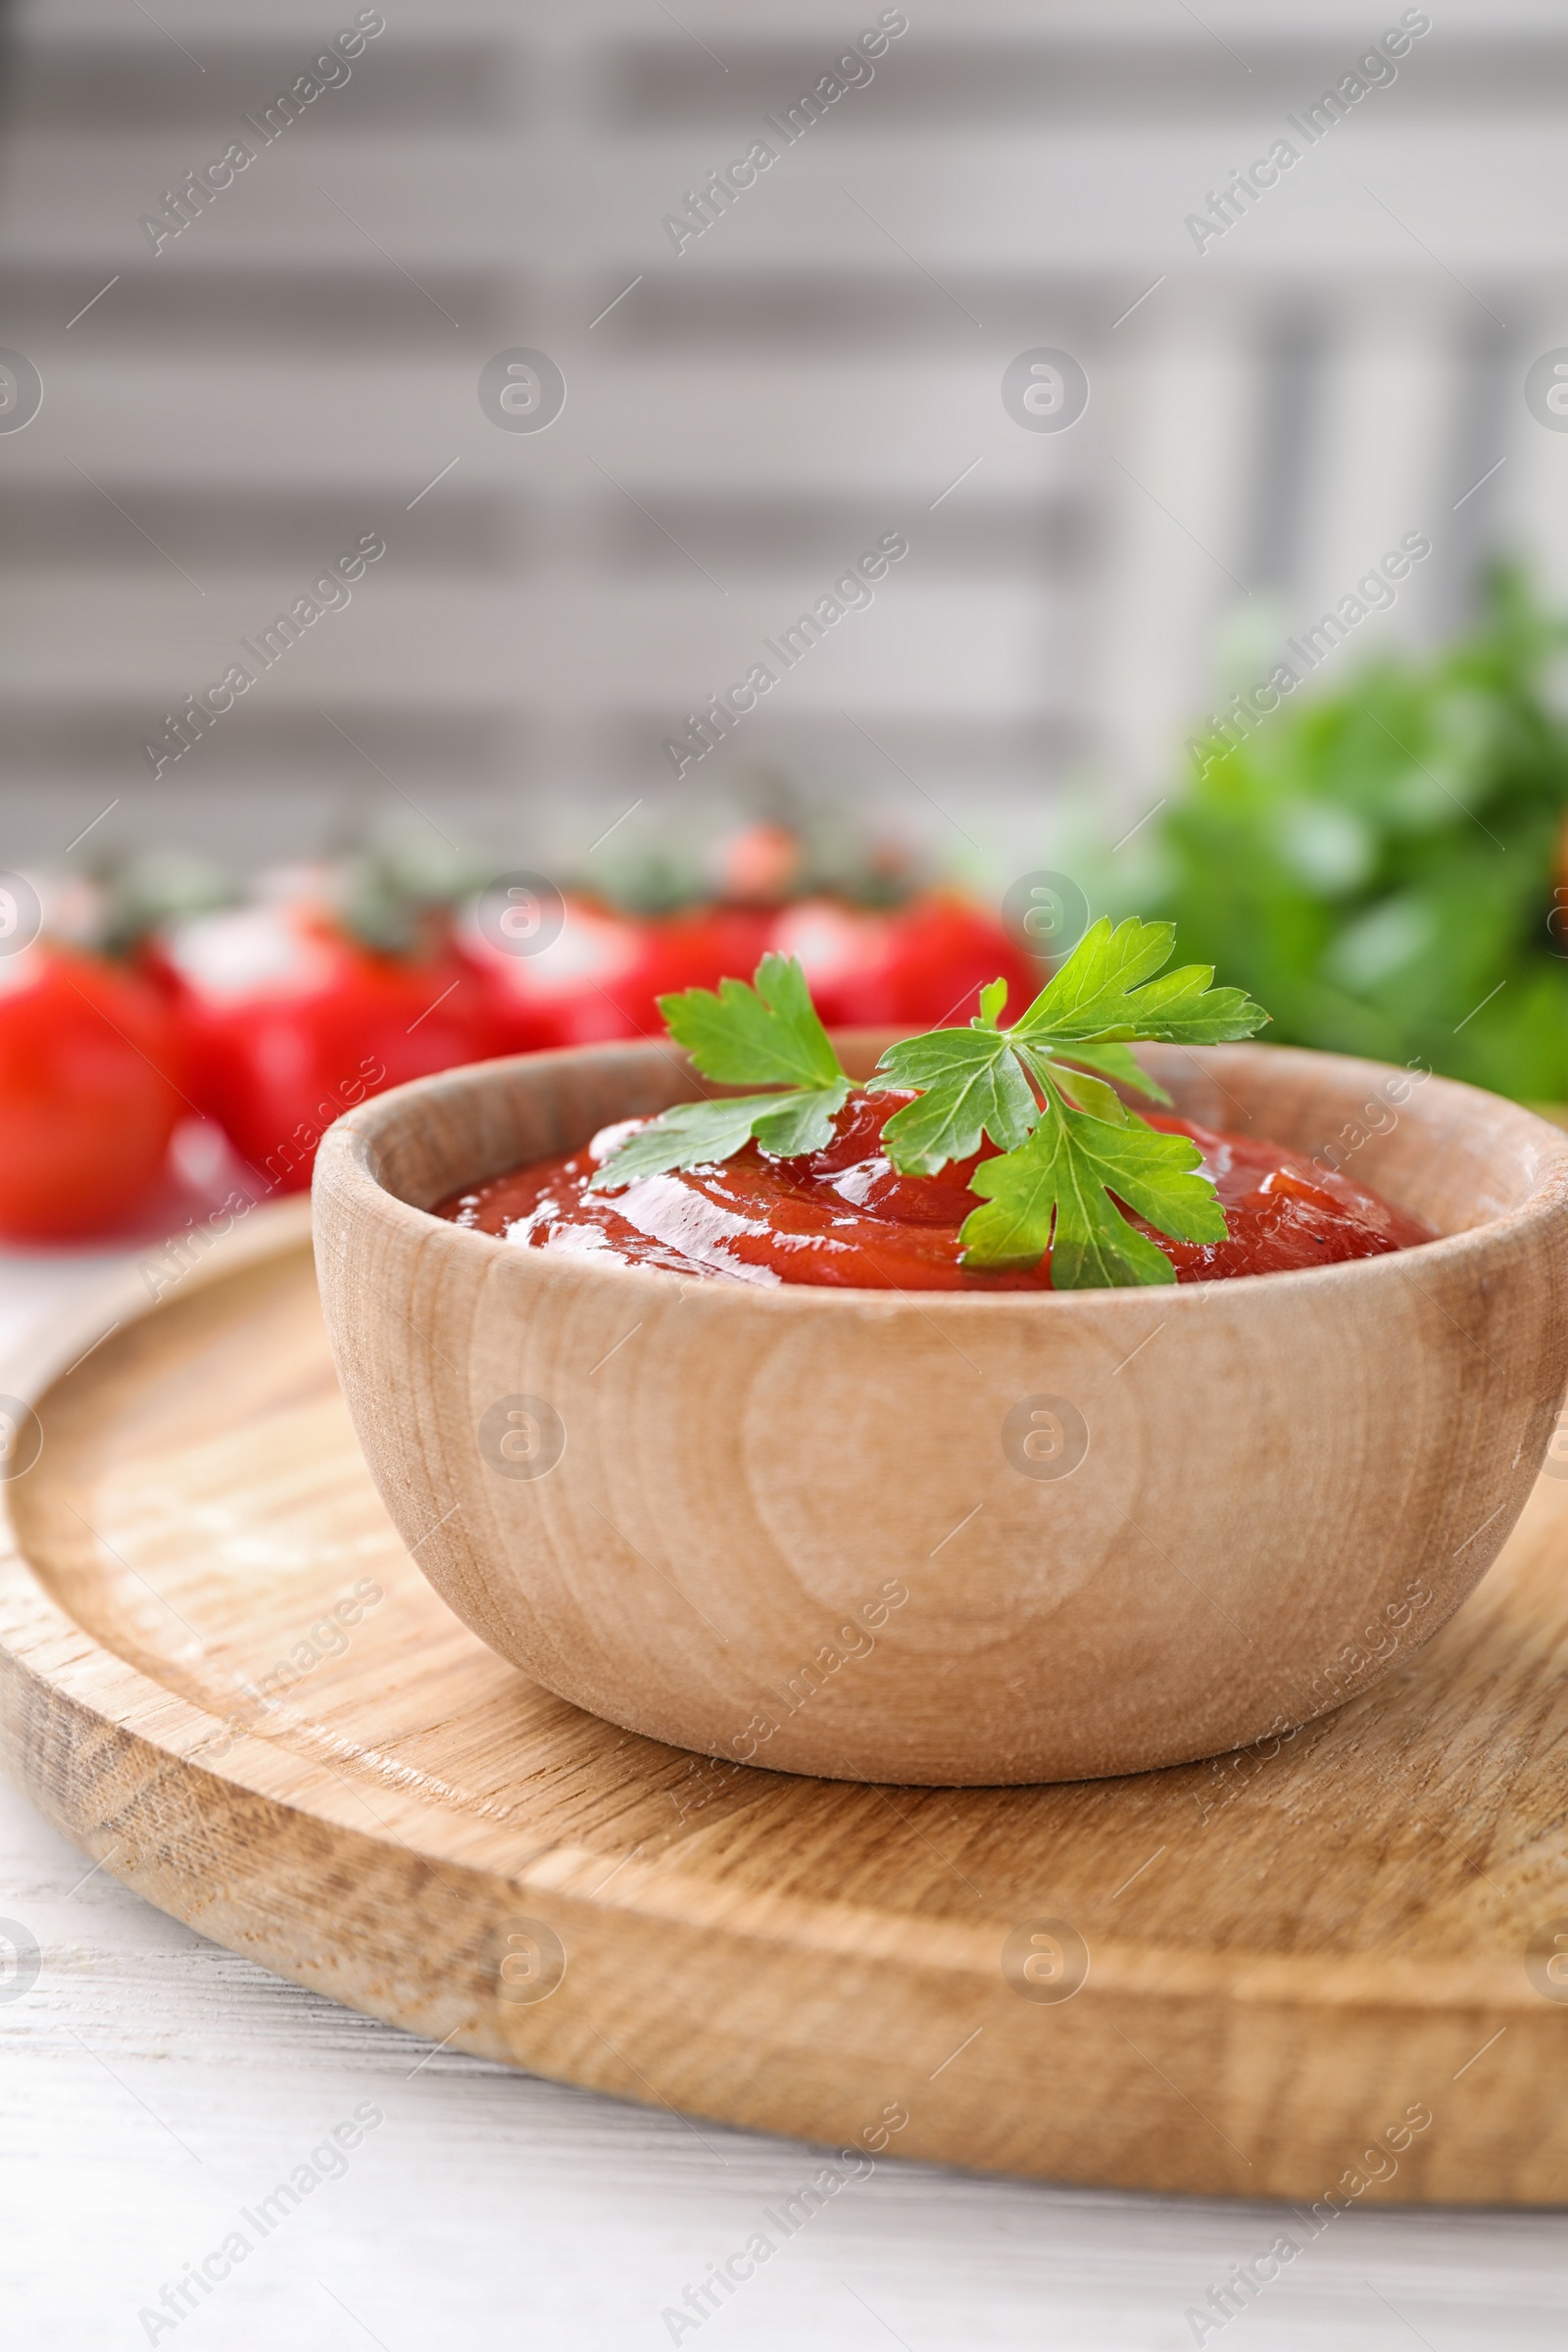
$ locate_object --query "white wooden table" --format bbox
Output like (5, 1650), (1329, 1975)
(1, 1244), (1563, 2351)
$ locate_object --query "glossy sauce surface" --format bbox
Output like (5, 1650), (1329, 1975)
(434, 1089), (1435, 1289)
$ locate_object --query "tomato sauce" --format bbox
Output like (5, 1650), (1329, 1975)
(433, 1089), (1434, 1290)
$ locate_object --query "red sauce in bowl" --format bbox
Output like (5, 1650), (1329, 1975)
(433, 1088), (1435, 1290)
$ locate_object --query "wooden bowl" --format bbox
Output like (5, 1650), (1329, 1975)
(313, 1038), (1568, 1785)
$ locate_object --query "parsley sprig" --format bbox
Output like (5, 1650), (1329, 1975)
(590, 921), (1268, 1288)
(586, 953), (850, 1185)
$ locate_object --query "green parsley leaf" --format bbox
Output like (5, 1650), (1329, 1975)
(1011, 915), (1266, 1048)
(1047, 1039), (1172, 1106)
(873, 916), (1263, 1176)
(589, 954), (850, 1191)
(874, 1028), (1035, 1173)
(960, 1105), (1228, 1289)
(870, 914), (1266, 1279)
(1032, 1055), (1128, 1125)
(590, 918), (1270, 1291)
(749, 1085), (851, 1157)
(976, 975), (1011, 1027)
(662, 951), (844, 1089)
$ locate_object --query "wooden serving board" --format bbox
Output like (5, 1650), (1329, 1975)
(2, 1204), (1567, 2206)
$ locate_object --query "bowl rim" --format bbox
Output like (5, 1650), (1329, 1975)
(315, 1034), (1568, 1318)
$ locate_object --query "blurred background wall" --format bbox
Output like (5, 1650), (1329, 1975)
(0, 0), (1565, 884)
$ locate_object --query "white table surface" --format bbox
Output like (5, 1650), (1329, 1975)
(1, 1241), (1564, 2352)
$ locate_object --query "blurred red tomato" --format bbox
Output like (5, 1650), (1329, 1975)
(461, 900), (781, 1051)
(623, 906), (779, 1027)
(0, 943), (185, 1240)
(464, 887), (1037, 1053)
(158, 903), (484, 1191)
(457, 894), (651, 1053)
(772, 892), (1040, 1029)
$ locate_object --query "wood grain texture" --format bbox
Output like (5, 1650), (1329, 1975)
(313, 1036), (1568, 1783)
(10, 1798), (1567, 2352)
(2, 1200), (1568, 2203)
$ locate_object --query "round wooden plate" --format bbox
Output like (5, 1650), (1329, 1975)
(1, 1201), (1565, 2205)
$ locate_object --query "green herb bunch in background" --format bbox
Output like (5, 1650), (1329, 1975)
(1147, 568), (1568, 1103)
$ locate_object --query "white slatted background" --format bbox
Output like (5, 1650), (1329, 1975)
(2, 0), (1567, 881)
